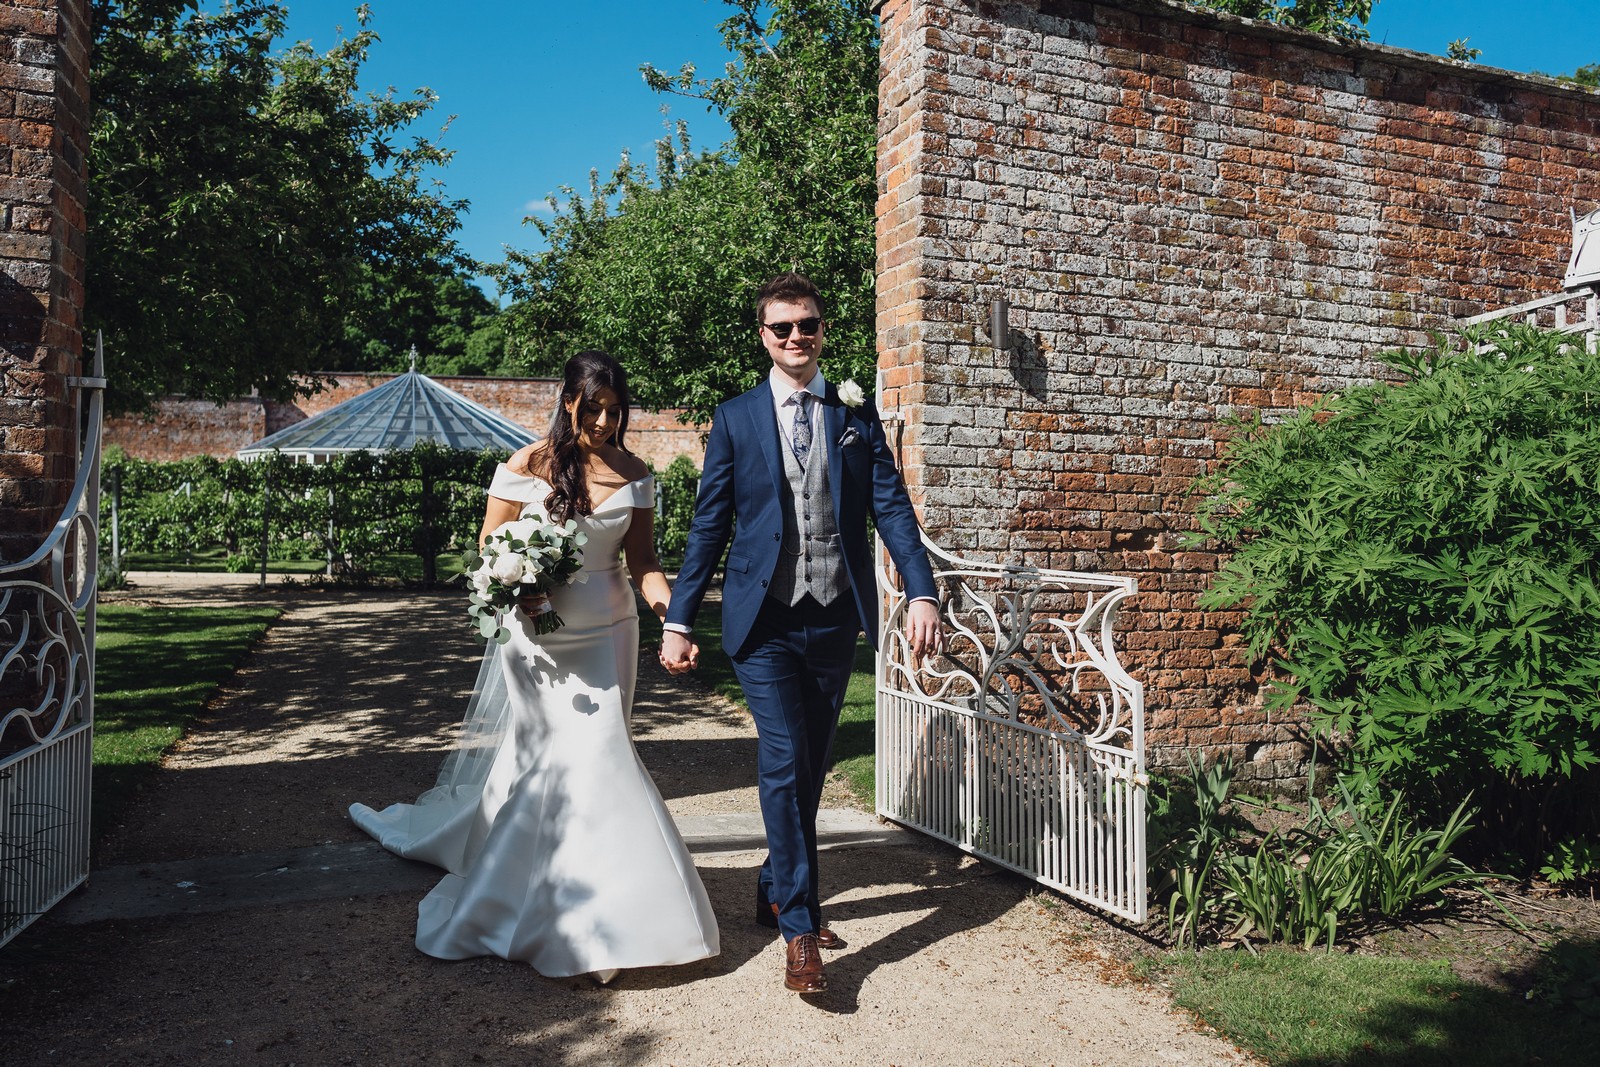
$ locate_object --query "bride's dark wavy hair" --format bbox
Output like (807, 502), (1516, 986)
(531, 350), (632, 524)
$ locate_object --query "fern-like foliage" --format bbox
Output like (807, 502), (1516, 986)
(1192, 327), (1600, 874)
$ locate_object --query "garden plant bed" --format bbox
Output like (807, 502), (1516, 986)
(1071, 871), (1600, 1065)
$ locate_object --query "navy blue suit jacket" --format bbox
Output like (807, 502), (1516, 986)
(667, 380), (939, 656)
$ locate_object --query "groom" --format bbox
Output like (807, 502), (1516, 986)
(660, 272), (942, 995)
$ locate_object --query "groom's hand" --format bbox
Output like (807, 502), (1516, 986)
(659, 630), (700, 674)
(906, 599), (944, 661)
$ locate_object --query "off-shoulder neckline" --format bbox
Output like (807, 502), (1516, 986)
(495, 463), (653, 514)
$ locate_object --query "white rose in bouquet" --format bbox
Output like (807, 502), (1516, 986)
(490, 551), (526, 584)
(502, 517), (540, 542)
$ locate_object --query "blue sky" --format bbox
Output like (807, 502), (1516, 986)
(281, 1), (1594, 294)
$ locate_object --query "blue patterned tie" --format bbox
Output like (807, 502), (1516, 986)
(790, 392), (813, 464)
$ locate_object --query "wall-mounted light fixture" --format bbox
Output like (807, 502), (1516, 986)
(990, 296), (1010, 352)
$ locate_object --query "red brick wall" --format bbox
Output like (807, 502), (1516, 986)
(875, 0), (1600, 780)
(0, 0), (89, 561)
(105, 374), (708, 470)
(104, 398), (270, 464)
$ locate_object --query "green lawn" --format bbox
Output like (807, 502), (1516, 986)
(1145, 943), (1600, 1066)
(93, 603), (282, 838)
(121, 549), (323, 574)
(121, 549), (468, 581)
(832, 644), (877, 804)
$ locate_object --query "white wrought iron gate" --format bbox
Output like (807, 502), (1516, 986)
(1, 339), (104, 947)
(876, 538), (1147, 922)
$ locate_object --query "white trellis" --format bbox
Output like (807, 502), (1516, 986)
(1459, 284), (1600, 350)
(1461, 207), (1600, 347)
(1, 338), (104, 947)
(876, 537), (1147, 922)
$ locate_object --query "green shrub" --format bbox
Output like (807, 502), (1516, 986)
(105, 447), (706, 581)
(1149, 755), (1248, 948)
(1193, 326), (1600, 872)
(102, 446), (507, 580)
(654, 454), (701, 562)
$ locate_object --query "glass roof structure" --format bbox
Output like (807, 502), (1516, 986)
(238, 369), (535, 461)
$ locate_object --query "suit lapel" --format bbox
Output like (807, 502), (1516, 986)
(747, 385), (785, 493)
(823, 384), (845, 518)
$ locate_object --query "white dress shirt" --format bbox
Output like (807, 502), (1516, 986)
(770, 368), (827, 455)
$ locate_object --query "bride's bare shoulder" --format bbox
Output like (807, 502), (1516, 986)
(605, 448), (651, 483)
(508, 442), (550, 479)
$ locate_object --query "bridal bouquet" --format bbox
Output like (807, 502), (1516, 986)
(465, 517), (588, 642)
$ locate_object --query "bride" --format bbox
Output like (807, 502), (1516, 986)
(350, 351), (719, 983)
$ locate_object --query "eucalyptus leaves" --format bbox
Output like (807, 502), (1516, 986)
(466, 517), (588, 642)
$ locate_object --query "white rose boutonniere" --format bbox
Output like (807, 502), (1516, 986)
(838, 378), (866, 408)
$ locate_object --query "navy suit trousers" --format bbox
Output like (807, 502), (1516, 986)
(732, 592), (859, 941)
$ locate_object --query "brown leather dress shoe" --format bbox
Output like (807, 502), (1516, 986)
(758, 900), (847, 949)
(784, 933), (827, 994)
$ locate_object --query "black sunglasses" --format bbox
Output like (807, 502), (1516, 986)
(761, 317), (823, 340)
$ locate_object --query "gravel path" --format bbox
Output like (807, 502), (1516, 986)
(0, 574), (1250, 1066)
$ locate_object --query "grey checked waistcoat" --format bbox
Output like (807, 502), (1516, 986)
(768, 408), (847, 607)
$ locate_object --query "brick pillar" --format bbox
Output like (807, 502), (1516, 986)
(874, 0), (1019, 547)
(875, 0), (931, 496)
(1, 0), (89, 563)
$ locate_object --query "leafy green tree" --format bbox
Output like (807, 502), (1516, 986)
(325, 263), (513, 376)
(1540, 62), (1600, 87)
(429, 311), (515, 378)
(90, 1), (466, 411)
(1193, 328), (1600, 874)
(1195, 0), (1374, 39)
(496, 0), (879, 421)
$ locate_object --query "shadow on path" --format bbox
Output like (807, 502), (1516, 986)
(0, 579), (1250, 1066)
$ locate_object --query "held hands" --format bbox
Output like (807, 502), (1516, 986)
(659, 629), (700, 675)
(657, 604), (937, 674)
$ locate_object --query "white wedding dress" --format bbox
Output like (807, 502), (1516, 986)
(350, 465), (719, 977)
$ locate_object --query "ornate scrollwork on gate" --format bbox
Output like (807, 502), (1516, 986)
(0, 587), (91, 759)
(874, 535), (1148, 921)
(1, 339), (103, 946)
(878, 541), (1142, 753)
(1, 429), (99, 758)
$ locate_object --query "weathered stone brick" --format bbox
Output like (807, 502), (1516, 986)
(0, 231), (51, 260)
(1, 0), (91, 557)
(877, 0), (1600, 785)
